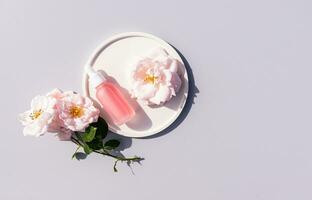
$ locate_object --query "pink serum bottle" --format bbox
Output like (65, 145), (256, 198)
(87, 68), (135, 125)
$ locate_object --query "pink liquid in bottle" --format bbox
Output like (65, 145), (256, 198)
(96, 82), (135, 125)
(87, 67), (135, 125)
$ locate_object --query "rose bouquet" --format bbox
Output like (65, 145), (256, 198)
(18, 88), (142, 172)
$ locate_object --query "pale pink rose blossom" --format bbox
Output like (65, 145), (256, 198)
(18, 95), (56, 137)
(130, 48), (182, 105)
(57, 91), (100, 132)
(46, 88), (100, 140)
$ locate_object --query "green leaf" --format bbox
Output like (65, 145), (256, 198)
(82, 126), (97, 142)
(104, 139), (120, 150)
(74, 133), (93, 155)
(90, 117), (108, 140)
(87, 139), (103, 150)
(72, 152), (87, 160)
(73, 118), (109, 154)
(83, 144), (92, 154)
(113, 160), (119, 172)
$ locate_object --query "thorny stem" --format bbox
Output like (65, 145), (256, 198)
(70, 137), (143, 170)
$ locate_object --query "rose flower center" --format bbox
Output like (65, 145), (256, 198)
(30, 109), (43, 120)
(69, 106), (84, 118)
(144, 74), (158, 84)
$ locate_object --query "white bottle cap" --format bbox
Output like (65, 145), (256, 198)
(86, 67), (107, 88)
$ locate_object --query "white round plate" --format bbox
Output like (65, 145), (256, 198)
(83, 32), (189, 137)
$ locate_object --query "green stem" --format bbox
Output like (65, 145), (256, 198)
(71, 145), (81, 159)
(94, 149), (142, 162)
(70, 137), (142, 162)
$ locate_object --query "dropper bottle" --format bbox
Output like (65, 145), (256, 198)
(86, 67), (135, 125)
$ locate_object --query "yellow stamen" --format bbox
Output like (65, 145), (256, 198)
(69, 106), (84, 118)
(30, 109), (43, 120)
(144, 75), (158, 84)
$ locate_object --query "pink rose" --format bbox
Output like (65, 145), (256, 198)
(130, 48), (182, 105)
(47, 88), (100, 140)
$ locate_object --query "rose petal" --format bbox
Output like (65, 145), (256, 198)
(18, 110), (32, 126)
(46, 88), (63, 99)
(149, 85), (171, 105)
(169, 60), (179, 73)
(133, 82), (158, 100)
(171, 72), (182, 93)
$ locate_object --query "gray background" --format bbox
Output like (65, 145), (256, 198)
(1, 0), (312, 199)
